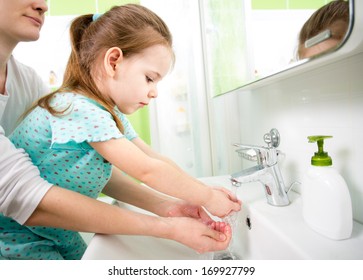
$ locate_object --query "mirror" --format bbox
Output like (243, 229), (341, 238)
(200, 0), (352, 96)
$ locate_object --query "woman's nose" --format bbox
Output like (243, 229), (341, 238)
(33, 0), (49, 14)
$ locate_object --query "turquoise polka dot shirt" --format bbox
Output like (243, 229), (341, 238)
(0, 92), (138, 260)
(12, 92), (138, 198)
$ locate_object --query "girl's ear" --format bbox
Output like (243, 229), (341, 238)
(104, 47), (123, 77)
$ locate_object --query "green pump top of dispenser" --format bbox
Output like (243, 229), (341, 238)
(308, 135), (333, 166)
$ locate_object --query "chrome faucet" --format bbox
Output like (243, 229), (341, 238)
(231, 128), (290, 206)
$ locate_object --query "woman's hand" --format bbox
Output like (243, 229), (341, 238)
(161, 200), (214, 225)
(165, 216), (232, 254)
(203, 187), (242, 218)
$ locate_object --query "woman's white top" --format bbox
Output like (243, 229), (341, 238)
(0, 56), (52, 224)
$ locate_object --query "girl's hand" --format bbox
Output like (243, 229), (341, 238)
(163, 200), (214, 225)
(203, 187), (242, 218)
(166, 217), (232, 254)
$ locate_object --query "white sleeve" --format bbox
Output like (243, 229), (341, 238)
(0, 126), (53, 224)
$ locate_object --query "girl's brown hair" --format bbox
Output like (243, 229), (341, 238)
(297, 0), (349, 59)
(38, 4), (173, 132)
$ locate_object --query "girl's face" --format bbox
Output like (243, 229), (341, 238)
(0, 0), (48, 45)
(108, 44), (173, 115)
(300, 38), (340, 59)
(300, 20), (348, 60)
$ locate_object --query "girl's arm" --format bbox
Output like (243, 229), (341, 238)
(103, 167), (214, 224)
(131, 137), (225, 187)
(112, 138), (237, 220)
(103, 166), (176, 216)
(131, 137), (184, 170)
(133, 138), (241, 204)
(90, 138), (240, 218)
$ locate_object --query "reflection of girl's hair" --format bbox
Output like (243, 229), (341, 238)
(297, 0), (349, 59)
(37, 4), (174, 132)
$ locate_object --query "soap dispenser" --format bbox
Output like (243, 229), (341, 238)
(301, 135), (352, 240)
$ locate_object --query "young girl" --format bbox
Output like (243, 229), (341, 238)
(3, 4), (240, 260)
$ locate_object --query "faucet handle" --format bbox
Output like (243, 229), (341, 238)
(264, 128), (280, 148)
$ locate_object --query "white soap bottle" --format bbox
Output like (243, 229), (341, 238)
(301, 135), (352, 240)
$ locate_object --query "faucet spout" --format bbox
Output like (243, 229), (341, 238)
(231, 165), (265, 187)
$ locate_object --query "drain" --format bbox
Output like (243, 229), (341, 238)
(213, 252), (241, 260)
(246, 216), (252, 230)
(213, 253), (234, 260)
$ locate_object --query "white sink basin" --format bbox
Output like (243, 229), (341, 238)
(82, 176), (363, 260)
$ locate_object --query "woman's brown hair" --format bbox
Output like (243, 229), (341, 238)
(37, 4), (173, 132)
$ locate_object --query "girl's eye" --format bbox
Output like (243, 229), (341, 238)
(146, 76), (154, 83)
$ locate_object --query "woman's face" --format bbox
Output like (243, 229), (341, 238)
(108, 44), (173, 115)
(0, 0), (48, 44)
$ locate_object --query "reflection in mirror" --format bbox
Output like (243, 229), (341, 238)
(297, 0), (349, 59)
(200, 0), (249, 97)
(200, 0), (352, 96)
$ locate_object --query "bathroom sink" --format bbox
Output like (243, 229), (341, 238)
(82, 176), (363, 260)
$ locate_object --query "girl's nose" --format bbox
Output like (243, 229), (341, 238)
(33, 1), (49, 14)
(148, 89), (158, 99)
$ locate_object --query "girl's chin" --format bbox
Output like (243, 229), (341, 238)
(123, 108), (137, 115)
(116, 105), (139, 115)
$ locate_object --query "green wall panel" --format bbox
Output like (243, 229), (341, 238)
(49, 0), (96, 15)
(98, 0), (140, 12)
(127, 107), (151, 144)
(251, 0), (286, 10)
(48, 0), (140, 15)
(289, 0), (327, 9)
(252, 0), (332, 10)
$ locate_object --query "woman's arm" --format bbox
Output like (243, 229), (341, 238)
(0, 128), (52, 224)
(27, 185), (231, 253)
(1, 128), (230, 252)
(90, 138), (240, 218)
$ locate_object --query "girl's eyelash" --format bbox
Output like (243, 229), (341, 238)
(146, 76), (154, 82)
